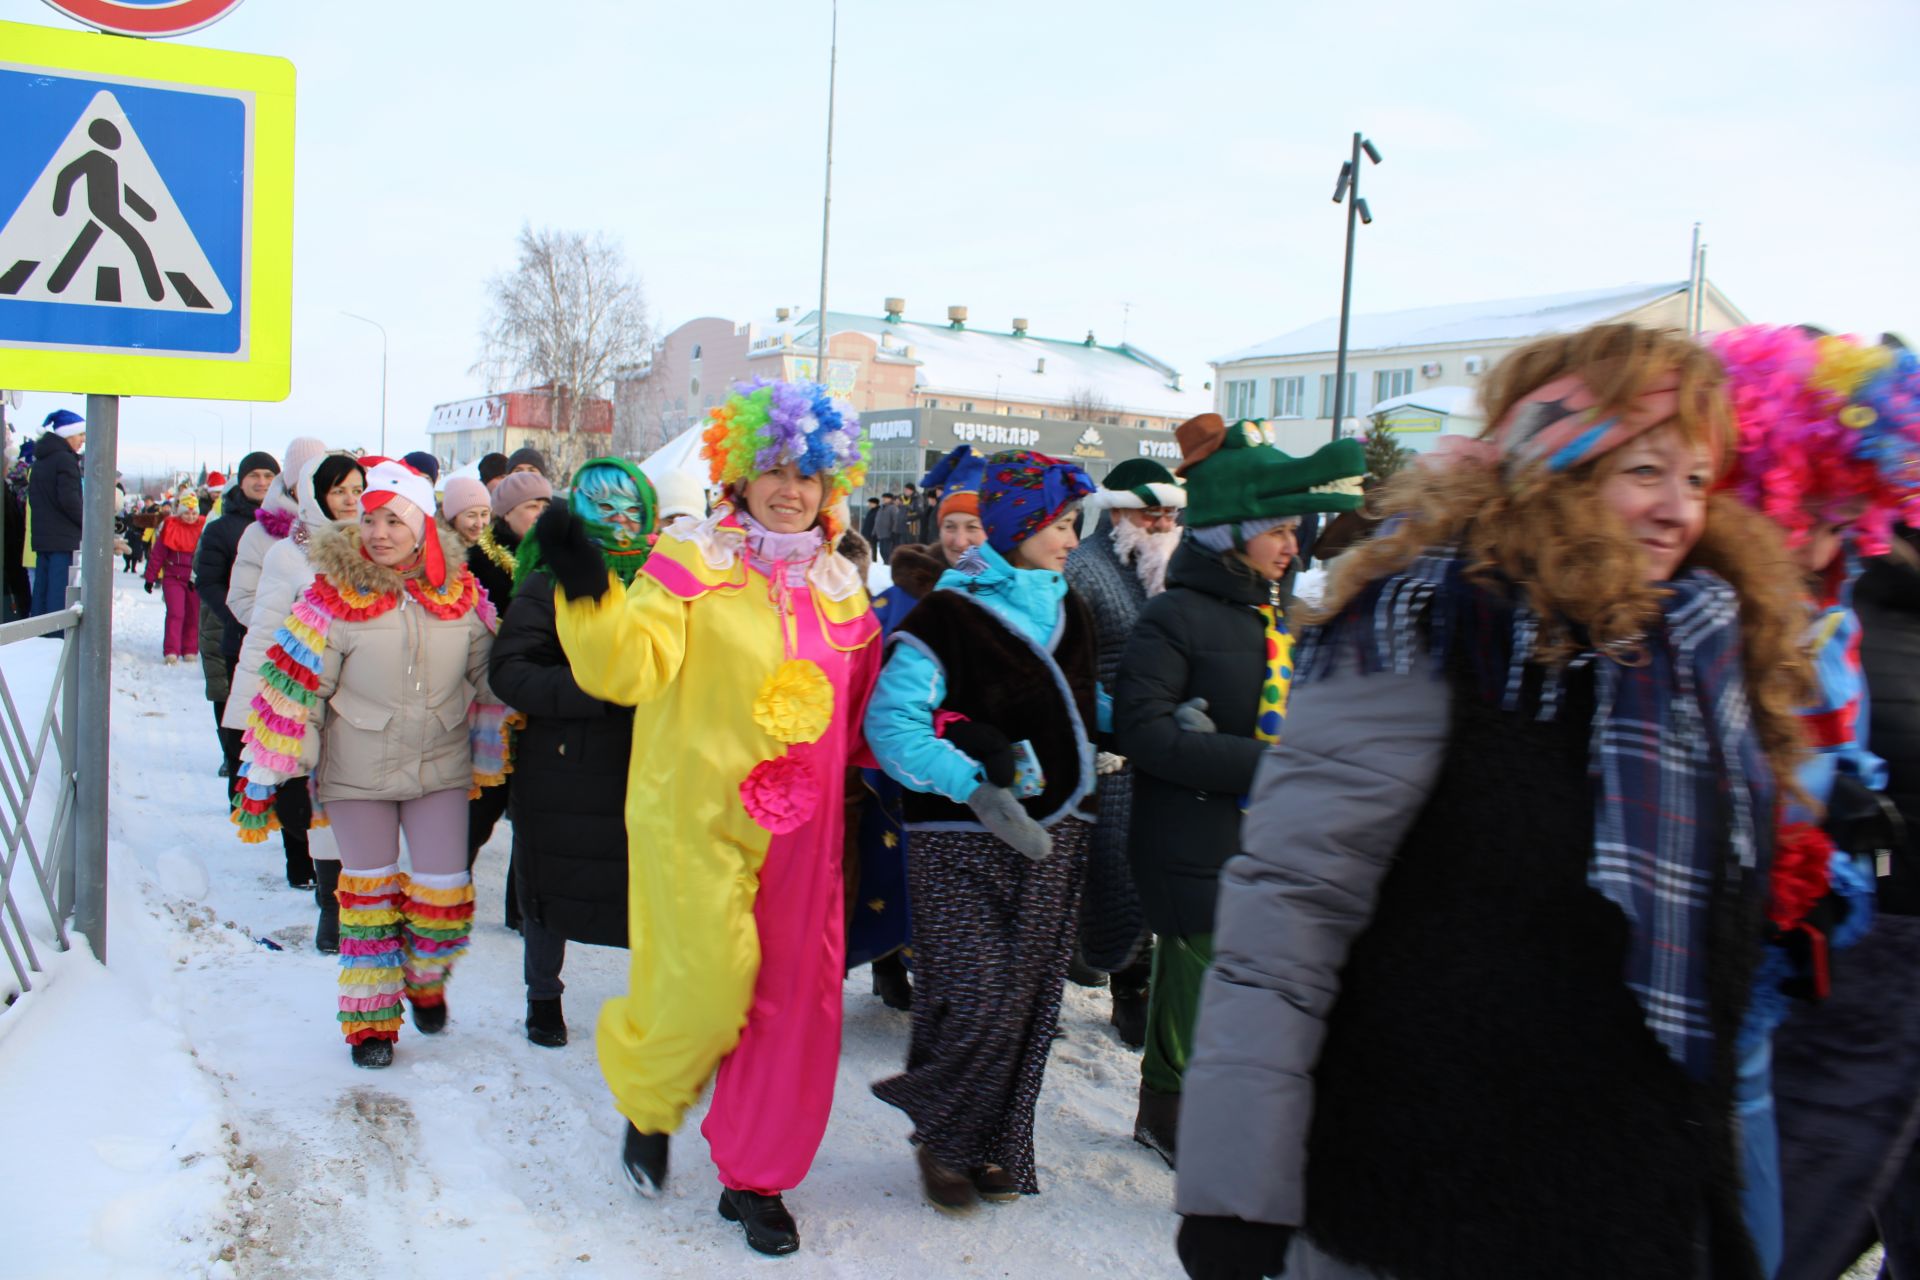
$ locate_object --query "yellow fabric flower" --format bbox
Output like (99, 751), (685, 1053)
(752, 659), (835, 745)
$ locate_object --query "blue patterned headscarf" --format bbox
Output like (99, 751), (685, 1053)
(978, 450), (1095, 554)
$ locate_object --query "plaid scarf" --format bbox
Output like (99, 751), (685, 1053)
(1299, 547), (1771, 1080)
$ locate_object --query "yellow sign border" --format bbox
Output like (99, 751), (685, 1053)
(0, 20), (293, 401)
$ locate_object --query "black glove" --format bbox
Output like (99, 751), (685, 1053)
(942, 719), (1016, 789)
(1177, 1216), (1294, 1280)
(1823, 773), (1905, 863)
(534, 502), (610, 602)
(144, 580), (154, 594)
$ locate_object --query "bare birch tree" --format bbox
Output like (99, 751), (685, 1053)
(1066, 386), (1120, 426)
(474, 225), (652, 483)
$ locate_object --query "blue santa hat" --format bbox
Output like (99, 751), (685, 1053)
(43, 409), (85, 439)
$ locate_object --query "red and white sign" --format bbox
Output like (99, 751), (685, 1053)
(38, 0), (247, 38)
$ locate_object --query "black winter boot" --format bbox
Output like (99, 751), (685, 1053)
(871, 952), (913, 1011)
(621, 1123), (668, 1198)
(526, 997), (567, 1048)
(1133, 1085), (1179, 1169)
(351, 1038), (394, 1069)
(1066, 952), (1109, 988)
(313, 860), (341, 955)
(718, 1188), (800, 1256)
(283, 828), (314, 890)
(1110, 987), (1148, 1051)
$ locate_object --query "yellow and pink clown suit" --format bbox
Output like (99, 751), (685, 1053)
(555, 379), (880, 1196)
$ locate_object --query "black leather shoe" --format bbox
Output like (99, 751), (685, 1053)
(622, 1124), (668, 1198)
(718, 1188), (800, 1256)
(526, 998), (568, 1048)
(412, 1002), (448, 1035)
(350, 1038), (393, 1069)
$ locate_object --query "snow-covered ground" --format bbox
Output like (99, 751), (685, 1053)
(1, 572), (1178, 1278)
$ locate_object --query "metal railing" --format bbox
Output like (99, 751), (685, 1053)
(0, 601), (81, 999)
(0, 390), (119, 1003)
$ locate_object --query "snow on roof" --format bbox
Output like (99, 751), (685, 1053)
(1217, 282), (1692, 365)
(758, 310), (1212, 420)
(1370, 385), (1482, 418)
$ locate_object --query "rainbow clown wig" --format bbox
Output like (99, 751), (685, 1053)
(700, 378), (869, 534)
(1712, 325), (1920, 555)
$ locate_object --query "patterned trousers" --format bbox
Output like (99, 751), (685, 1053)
(872, 817), (1088, 1194)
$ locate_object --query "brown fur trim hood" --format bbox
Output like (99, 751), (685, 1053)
(305, 520), (472, 597)
(888, 542), (948, 600)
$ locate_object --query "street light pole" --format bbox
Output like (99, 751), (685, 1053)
(815, 0), (838, 376)
(1330, 131), (1382, 443)
(342, 310), (389, 455)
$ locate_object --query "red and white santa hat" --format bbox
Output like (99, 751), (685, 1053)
(359, 457), (447, 586)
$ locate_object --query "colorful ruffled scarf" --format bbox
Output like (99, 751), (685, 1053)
(232, 564), (504, 841)
(1298, 545), (1771, 1082)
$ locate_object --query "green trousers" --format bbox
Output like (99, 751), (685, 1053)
(1141, 932), (1213, 1096)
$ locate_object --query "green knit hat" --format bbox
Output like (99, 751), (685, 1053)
(1080, 456), (1186, 532)
(1174, 414), (1366, 528)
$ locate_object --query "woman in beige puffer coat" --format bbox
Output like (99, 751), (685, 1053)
(234, 460), (500, 1070)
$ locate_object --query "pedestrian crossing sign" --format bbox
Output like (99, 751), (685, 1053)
(0, 21), (293, 400)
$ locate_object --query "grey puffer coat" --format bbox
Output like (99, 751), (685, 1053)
(297, 522), (496, 805)
(1176, 660), (1448, 1228)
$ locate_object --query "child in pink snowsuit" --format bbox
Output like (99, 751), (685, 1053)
(145, 496), (203, 661)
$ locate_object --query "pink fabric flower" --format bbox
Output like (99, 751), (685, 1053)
(740, 753), (820, 834)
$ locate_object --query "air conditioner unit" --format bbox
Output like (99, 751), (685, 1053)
(1463, 356), (1487, 375)
(1420, 362), (1442, 378)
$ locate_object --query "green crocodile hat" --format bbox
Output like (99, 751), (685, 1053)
(1174, 414), (1366, 528)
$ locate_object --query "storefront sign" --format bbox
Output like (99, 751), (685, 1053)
(1071, 426), (1105, 459)
(1137, 439), (1180, 460)
(952, 420), (1040, 448)
(867, 417), (915, 442)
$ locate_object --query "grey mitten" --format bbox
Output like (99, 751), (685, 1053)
(967, 783), (1054, 862)
(1175, 696), (1217, 734)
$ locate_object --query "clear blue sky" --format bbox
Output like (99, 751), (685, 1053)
(2, 0), (1916, 478)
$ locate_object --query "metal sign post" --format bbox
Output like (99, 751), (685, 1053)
(70, 391), (114, 957)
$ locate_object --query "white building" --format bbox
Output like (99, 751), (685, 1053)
(1212, 280), (1747, 454)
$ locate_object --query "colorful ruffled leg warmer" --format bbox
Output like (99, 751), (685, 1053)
(402, 870), (475, 1012)
(337, 865), (407, 1045)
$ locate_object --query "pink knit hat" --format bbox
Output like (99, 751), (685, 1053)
(442, 476), (490, 522)
(281, 436), (327, 484)
(491, 470), (552, 518)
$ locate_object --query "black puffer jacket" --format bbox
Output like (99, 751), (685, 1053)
(1852, 541), (1920, 915)
(1116, 539), (1286, 938)
(488, 566), (633, 948)
(193, 483), (261, 658)
(1064, 519), (1151, 968)
(28, 431), (83, 553)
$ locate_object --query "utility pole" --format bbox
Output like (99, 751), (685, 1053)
(814, 0), (839, 379)
(1330, 131), (1382, 443)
